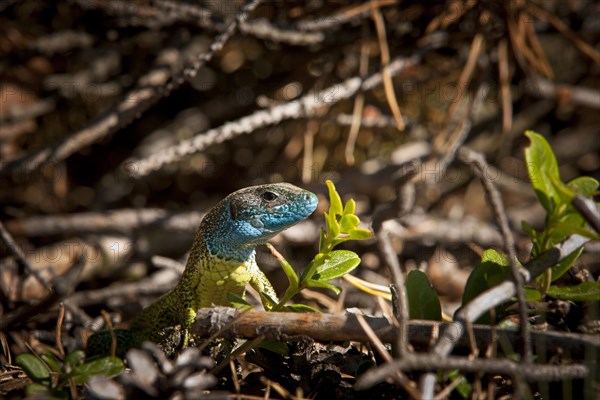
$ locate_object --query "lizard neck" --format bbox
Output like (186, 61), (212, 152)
(196, 202), (257, 262)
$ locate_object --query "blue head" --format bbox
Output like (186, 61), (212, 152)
(202, 183), (319, 260)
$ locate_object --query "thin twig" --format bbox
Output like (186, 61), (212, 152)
(295, 0), (398, 32)
(357, 354), (588, 390)
(127, 54), (420, 178)
(212, 335), (265, 375)
(527, 4), (600, 65)
(378, 229), (409, 355)
(356, 314), (421, 398)
(523, 17), (554, 78)
(371, 4), (405, 130)
(436, 81), (489, 177)
(240, 19), (324, 45)
(56, 303), (66, 357)
(433, 33), (484, 150)
(457, 147), (532, 364)
(345, 25), (370, 165)
(0, 220), (52, 292)
(498, 39), (513, 137)
(526, 77), (600, 109)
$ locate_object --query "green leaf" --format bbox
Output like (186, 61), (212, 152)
(524, 131), (565, 213)
(227, 292), (251, 308)
(259, 340), (289, 356)
(460, 249), (511, 323)
(41, 352), (62, 373)
(306, 279), (342, 294)
(16, 354), (50, 383)
(313, 250), (361, 281)
(326, 180), (343, 215)
(25, 383), (50, 396)
(546, 282), (600, 301)
(300, 259), (317, 282)
(71, 356), (125, 384)
(524, 288), (542, 302)
(549, 210), (586, 243)
(567, 176), (599, 197)
(521, 221), (538, 245)
(64, 351), (85, 368)
(349, 229), (372, 240)
(284, 303), (320, 313)
(268, 243), (298, 291)
(343, 198), (356, 215)
(550, 246), (583, 282)
(406, 270), (442, 321)
(325, 211), (340, 239)
(318, 228), (327, 253)
(340, 214), (360, 233)
(448, 370), (471, 399)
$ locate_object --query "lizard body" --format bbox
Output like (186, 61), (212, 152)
(86, 183), (318, 356)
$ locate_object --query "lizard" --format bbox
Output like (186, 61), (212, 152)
(86, 183), (318, 357)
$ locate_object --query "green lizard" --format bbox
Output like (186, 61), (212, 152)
(86, 183), (318, 357)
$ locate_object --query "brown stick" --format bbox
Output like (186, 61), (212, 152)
(191, 307), (598, 359)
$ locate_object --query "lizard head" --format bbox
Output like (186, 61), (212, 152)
(226, 183), (319, 246)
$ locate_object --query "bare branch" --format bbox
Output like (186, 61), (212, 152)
(126, 55), (420, 178)
(0, 0), (263, 177)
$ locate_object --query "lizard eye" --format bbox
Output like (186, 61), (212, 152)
(261, 191), (278, 202)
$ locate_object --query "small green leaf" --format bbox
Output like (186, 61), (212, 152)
(259, 340), (289, 356)
(343, 198), (356, 215)
(227, 292), (251, 308)
(548, 211), (586, 243)
(550, 246), (583, 282)
(314, 250), (361, 281)
(567, 176), (599, 197)
(306, 279), (342, 294)
(65, 351), (85, 368)
(25, 383), (50, 396)
(340, 214), (360, 233)
(284, 303), (320, 313)
(71, 356), (125, 384)
(41, 352), (62, 373)
(323, 212), (340, 241)
(268, 243), (298, 291)
(448, 370), (471, 399)
(300, 259), (318, 282)
(349, 229), (372, 240)
(524, 288), (542, 302)
(318, 228), (327, 253)
(524, 131), (565, 213)
(16, 354), (50, 383)
(546, 282), (600, 301)
(260, 292), (279, 310)
(460, 249), (511, 323)
(326, 180), (343, 215)
(521, 221), (538, 244)
(406, 270), (442, 321)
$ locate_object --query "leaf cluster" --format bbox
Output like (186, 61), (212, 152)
(16, 351), (124, 399)
(459, 131), (599, 325)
